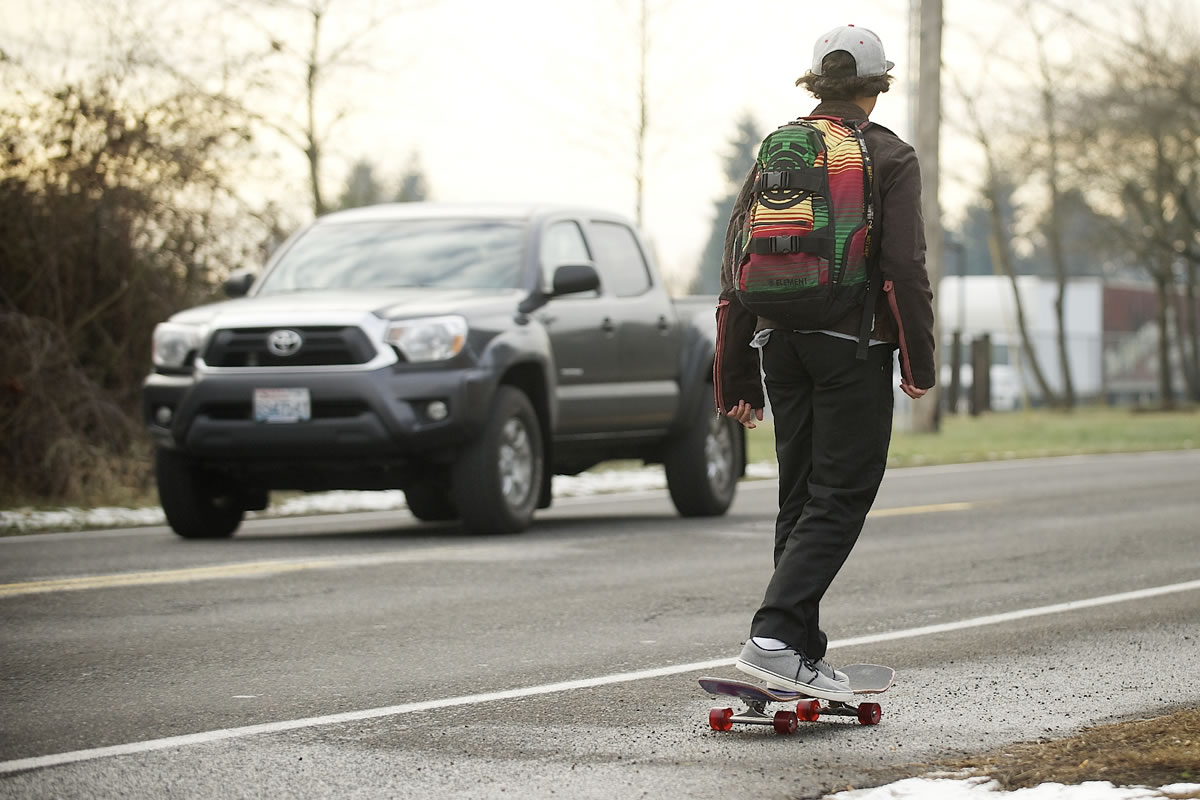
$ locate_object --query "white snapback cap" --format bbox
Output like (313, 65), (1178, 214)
(811, 24), (894, 77)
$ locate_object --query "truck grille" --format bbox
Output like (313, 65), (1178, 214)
(203, 327), (376, 367)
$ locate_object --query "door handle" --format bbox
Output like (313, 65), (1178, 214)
(601, 317), (616, 335)
(657, 315), (671, 333)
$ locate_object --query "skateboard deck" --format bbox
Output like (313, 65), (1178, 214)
(699, 664), (895, 734)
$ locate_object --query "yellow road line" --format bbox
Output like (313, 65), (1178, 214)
(869, 501), (972, 518)
(0, 559), (337, 598)
(1, 503), (971, 598)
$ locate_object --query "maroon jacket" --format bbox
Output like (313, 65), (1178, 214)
(714, 100), (936, 412)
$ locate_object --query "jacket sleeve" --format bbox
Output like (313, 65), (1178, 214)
(877, 141), (936, 390)
(714, 167), (766, 413)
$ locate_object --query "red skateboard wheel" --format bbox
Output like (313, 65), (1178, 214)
(772, 710), (799, 735)
(795, 699), (821, 722)
(857, 702), (882, 725)
(709, 707), (734, 731)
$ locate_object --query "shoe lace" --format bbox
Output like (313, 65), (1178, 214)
(795, 654), (820, 681)
(808, 656), (841, 681)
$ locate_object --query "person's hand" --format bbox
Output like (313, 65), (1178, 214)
(725, 400), (764, 428)
(900, 381), (928, 400)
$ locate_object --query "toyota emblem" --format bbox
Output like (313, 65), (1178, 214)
(266, 329), (304, 357)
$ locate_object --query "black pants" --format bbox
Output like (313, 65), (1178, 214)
(750, 331), (895, 660)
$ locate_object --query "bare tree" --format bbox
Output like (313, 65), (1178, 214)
(1029, 18), (1077, 408)
(954, 76), (1060, 406)
(1115, 152), (1191, 408)
(215, 0), (419, 217)
(1078, 9), (1200, 406)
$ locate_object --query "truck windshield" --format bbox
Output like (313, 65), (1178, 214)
(256, 219), (526, 294)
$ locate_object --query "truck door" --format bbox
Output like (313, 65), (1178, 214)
(584, 219), (681, 431)
(536, 220), (622, 435)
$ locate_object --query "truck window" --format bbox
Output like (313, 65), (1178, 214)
(540, 221), (593, 292)
(257, 219), (525, 293)
(588, 221), (651, 298)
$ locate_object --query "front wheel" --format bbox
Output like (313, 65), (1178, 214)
(155, 448), (245, 539)
(404, 478), (459, 522)
(664, 394), (742, 517)
(451, 386), (543, 535)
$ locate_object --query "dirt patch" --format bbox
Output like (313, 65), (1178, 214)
(938, 707), (1200, 794)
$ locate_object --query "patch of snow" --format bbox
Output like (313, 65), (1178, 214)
(0, 462), (781, 533)
(828, 778), (1200, 800)
(0, 506), (168, 532)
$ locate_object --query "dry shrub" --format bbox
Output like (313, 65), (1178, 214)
(0, 73), (268, 505)
(947, 707), (1200, 792)
(0, 313), (149, 504)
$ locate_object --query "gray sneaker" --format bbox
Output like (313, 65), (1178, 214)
(736, 640), (854, 702)
(813, 657), (849, 684)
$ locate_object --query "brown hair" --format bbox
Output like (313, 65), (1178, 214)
(795, 50), (893, 100)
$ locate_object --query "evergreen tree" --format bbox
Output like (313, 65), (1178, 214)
(951, 180), (1031, 276)
(337, 159), (386, 210)
(1028, 188), (1121, 278)
(395, 152), (430, 202)
(690, 113), (762, 294)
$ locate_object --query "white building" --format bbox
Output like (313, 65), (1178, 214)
(937, 275), (1120, 409)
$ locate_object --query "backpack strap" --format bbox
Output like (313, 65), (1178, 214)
(799, 114), (872, 131)
(843, 116), (878, 361)
(746, 232), (832, 256)
(855, 254), (883, 361)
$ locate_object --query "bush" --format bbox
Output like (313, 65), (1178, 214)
(0, 75), (266, 505)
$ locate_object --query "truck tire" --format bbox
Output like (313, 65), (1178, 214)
(451, 386), (543, 535)
(664, 395), (741, 517)
(154, 448), (245, 539)
(404, 479), (459, 522)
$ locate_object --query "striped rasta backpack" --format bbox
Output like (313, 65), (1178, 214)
(734, 116), (879, 359)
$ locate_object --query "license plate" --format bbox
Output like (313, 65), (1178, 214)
(253, 388), (311, 423)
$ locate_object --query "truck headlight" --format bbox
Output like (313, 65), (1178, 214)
(152, 323), (203, 368)
(384, 315), (468, 362)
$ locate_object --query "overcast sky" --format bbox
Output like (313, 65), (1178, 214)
(6, 0), (1194, 289)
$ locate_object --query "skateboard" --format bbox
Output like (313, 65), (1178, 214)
(699, 663), (895, 735)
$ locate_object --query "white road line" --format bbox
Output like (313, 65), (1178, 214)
(3, 577), (1199, 775)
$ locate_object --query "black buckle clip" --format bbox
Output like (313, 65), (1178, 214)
(762, 171), (788, 191)
(770, 235), (794, 254)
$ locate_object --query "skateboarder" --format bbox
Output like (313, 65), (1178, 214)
(715, 25), (935, 700)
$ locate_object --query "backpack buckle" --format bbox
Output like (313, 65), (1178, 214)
(770, 235), (795, 254)
(761, 171), (788, 190)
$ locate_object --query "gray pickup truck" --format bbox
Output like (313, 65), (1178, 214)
(143, 203), (744, 537)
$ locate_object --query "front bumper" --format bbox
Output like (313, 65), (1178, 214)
(143, 363), (495, 461)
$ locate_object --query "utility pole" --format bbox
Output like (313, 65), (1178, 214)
(911, 0), (943, 432)
(635, 0), (648, 227)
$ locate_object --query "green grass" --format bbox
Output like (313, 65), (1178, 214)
(745, 407), (1198, 468)
(5, 408), (1193, 520)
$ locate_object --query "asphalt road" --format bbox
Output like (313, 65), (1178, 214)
(1, 450), (1198, 799)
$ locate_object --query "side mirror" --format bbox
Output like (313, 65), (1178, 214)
(517, 264), (601, 315)
(550, 264), (600, 296)
(223, 269), (256, 298)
